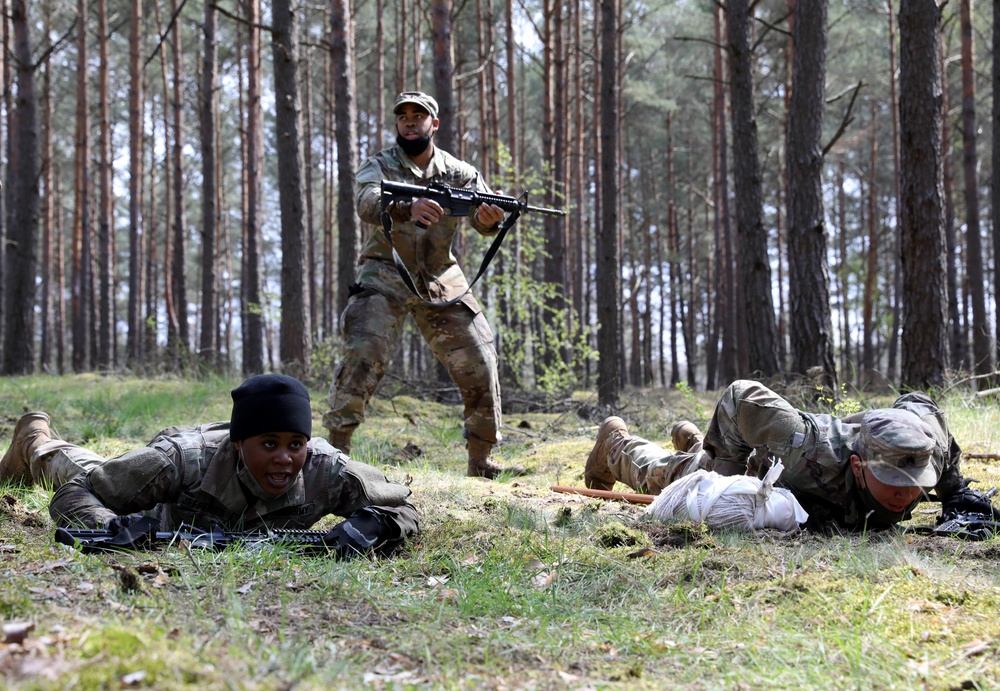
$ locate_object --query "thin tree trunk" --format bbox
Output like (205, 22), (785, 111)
(958, 0), (990, 378)
(330, 0), (359, 321)
(170, 0), (188, 360)
(942, 29), (962, 370)
(243, 0), (265, 374)
(597, 0), (620, 406)
(198, 0), (218, 369)
(95, 0), (114, 371)
(126, 0), (144, 368)
(274, 0), (311, 377)
(40, 0), (54, 372)
(2, 0), (39, 374)
(71, 0), (91, 372)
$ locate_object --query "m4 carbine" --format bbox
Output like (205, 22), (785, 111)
(55, 523), (330, 554)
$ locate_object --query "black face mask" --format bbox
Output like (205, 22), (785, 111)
(857, 466), (911, 528)
(396, 132), (432, 157)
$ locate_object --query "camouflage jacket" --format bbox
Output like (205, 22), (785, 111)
(778, 394), (963, 528)
(49, 422), (419, 540)
(354, 145), (499, 302)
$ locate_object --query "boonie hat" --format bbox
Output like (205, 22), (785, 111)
(393, 91), (439, 119)
(859, 408), (938, 488)
(230, 373), (312, 441)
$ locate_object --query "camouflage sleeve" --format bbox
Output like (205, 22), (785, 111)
(355, 156), (388, 224)
(49, 446), (181, 528)
(329, 458), (420, 540)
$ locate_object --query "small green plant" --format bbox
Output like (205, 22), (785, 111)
(675, 380), (705, 419)
(817, 383), (864, 417)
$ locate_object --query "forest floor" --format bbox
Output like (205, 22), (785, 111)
(1, 373), (1000, 690)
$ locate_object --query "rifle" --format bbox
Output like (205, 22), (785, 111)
(378, 180), (566, 306)
(54, 522), (330, 555)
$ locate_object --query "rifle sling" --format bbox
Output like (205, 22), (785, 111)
(379, 204), (522, 308)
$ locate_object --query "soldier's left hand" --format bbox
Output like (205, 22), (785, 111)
(475, 203), (505, 227)
(941, 484), (1000, 520)
(322, 509), (387, 559)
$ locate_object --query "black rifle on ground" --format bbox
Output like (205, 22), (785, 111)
(378, 180), (566, 307)
(54, 518), (330, 554)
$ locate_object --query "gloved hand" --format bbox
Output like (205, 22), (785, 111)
(941, 480), (1000, 520)
(322, 509), (387, 559)
(104, 514), (160, 547)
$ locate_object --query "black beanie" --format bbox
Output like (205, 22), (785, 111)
(230, 374), (312, 441)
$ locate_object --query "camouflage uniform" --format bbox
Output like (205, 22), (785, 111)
(322, 144), (502, 450)
(48, 422), (419, 544)
(602, 380), (965, 529)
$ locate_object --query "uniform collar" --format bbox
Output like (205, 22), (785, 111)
(202, 441), (307, 518)
(397, 145), (448, 180)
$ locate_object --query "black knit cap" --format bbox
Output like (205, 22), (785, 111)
(230, 373), (312, 441)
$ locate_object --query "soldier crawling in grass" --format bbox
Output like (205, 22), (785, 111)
(584, 379), (999, 531)
(1, 374), (419, 559)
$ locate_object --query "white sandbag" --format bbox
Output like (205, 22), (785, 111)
(645, 461), (808, 532)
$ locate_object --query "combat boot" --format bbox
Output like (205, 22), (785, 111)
(467, 438), (525, 479)
(585, 416), (630, 490)
(328, 428), (354, 455)
(670, 420), (703, 453)
(0, 412), (52, 484)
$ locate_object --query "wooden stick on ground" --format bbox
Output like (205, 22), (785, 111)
(550, 485), (654, 505)
(963, 453), (1000, 460)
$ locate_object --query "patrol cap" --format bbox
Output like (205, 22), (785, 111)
(858, 408), (938, 488)
(393, 91), (439, 119)
(230, 373), (312, 441)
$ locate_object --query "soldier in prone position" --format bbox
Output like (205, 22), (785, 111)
(584, 379), (998, 531)
(1, 374), (419, 558)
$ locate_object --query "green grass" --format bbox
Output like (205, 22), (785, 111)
(1, 374), (1000, 689)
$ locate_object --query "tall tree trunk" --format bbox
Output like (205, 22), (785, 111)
(71, 0), (91, 372)
(431, 0), (455, 154)
(198, 0), (218, 370)
(887, 2), (903, 381)
(941, 30), (963, 370)
(126, 0), (144, 368)
(786, 0), (836, 391)
(862, 102), (879, 382)
(39, 0), (54, 372)
(243, 0), (265, 374)
(330, 0), (359, 321)
(2, 0), (39, 374)
(898, 0), (949, 388)
(958, 0), (990, 379)
(727, 0), (779, 377)
(96, 0), (114, 371)
(274, 0), (311, 377)
(170, 0), (188, 360)
(993, 0), (1000, 367)
(596, 0), (620, 406)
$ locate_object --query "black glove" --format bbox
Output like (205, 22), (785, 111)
(322, 509), (387, 559)
(104, 514), (160, 547)
(941, 481), (1000, 520)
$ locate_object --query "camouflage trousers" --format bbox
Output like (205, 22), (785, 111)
(323, 262), (502, 446)
(26, 440), (106, 489)
(608, 380), (812, 494)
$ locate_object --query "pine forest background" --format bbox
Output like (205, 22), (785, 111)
(1, 0), (997, 407)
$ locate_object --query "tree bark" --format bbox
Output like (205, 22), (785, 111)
(71, 0), (91, 372)
(273, 0), (311, 377)
(198, 0), (218, 370)
(898, 0), (949, 388)
(786, 0), (836, 391)
(726, 0), (779, 377)
(597, 0), (620, 406)
(243, 0), (265, 374)
(2, 0), (40, 374)
(126, 0), (144, 369)
(330, 0), (359, 321)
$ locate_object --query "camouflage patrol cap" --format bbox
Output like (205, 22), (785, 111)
(393, 91), (439, 119)
(858, 408), (938, 488)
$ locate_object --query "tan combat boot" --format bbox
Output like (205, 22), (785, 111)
(467, 438), (525, 479)
(670, 420), (703, 453)
(328, 428), (354, 455)
(0, 412), (52, 484)
(584, 416), (630, 490)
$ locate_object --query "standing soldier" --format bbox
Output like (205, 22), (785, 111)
(322, 91), (523, 479)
